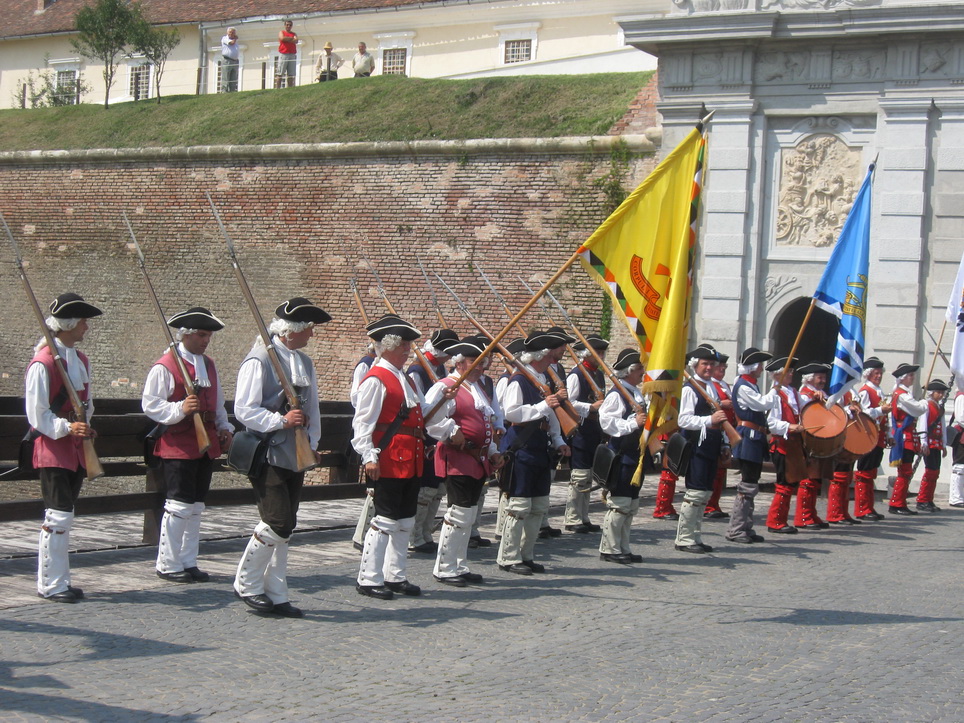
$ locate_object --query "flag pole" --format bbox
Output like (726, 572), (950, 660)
(777, 298), (817, 389)
(924, 317), (949, 388)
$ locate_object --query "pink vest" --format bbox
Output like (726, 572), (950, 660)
(152, 352), (222, 460)
(28, 345), (89, 471)
(434, 379), (493, 480)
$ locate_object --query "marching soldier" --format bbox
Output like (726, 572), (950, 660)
(468, 354), (503, 548)
(142, 307), (233, 584)
(854, 358), (888, 521)
(888, 363), (928, 515)
(425, 336), (503, 586)
(765, 357), (804, 534)
(675, 346), (728, 554)
(704, 350), (734, 520)
(494, 338), (527, 542)
(795, 362), (831, 529)
(564, 334), (608, 534)
(916, 379), (949, 513)
(350, 341), (378, 551)
(727, 347), (778, 544)
(538, 326), (575, 539)
(233, 298), (329, 618)
(496, 330), (571, 574)
(353, 314), (444, 600)
(407, 329), (459, 554)
(950, 378), (964, 508)
(597, 348), (647, 564)
(27, 293), (102, 603)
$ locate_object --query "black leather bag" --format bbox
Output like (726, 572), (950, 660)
(592, 444), (617, 491)
(226, 430), (269, 479)
(665, 432), (692, 477)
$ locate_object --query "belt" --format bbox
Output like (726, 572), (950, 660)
(738, 421), (767, 434)
(374, 423), (425, 439)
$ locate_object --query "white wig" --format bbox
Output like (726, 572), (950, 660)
(519, 348), (548, 365)
(737, 362), (761, 376)
(374, 333), (404, 356)
(576, 348), (592, 361)
(615, 362), (642, 380)
(861, 366), (879, 381)
(45, 315), (81, 333)
(268, 317), (314, 339)
(802, 373), (817, 384)
(174, 328), (200, 342)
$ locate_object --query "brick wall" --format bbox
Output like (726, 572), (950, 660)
(0, 139), (657, 402)
(609, 72), (660, 137)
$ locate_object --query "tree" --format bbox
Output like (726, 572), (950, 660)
(70, 0), (143, 109)
(133, 24), (180, 104)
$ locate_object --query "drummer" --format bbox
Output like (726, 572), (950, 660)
(765, 357), (805, 534)
(888, 363), (929, 516)
(853, 358), (889, 521)
(826, 374), (865, 526)
(795, 362), (832, 529)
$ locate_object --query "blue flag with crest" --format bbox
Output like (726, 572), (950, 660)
(813, 163), (875, 405)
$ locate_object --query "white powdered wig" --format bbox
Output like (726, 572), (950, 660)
(374, 333), (404, 355)
(174, 328), (200, 342)
(616, 363), (642, 379)
(268, 317), (314, 339)
(737, 362), (761, 376)
(519, 349), (548, 364)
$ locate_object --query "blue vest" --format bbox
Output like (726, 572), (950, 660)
(568, 365), (605, 469)
(682, 381), (723, 460)
(732, 377), (768, 464)
(499, 373), (551, 468)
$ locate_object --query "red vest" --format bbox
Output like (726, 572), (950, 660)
(770, 387), (799, 456)
(859, 383), (887, 447)
(714, 381), (737, 425)
(28, 345), (89, 471)
(434, 379), (493, 480)
(925, 399), (944, 450)
(365, 365), (425, 479)
(152, 352), (222, 460)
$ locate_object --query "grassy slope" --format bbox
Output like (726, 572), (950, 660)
(0, 73), (653, 151)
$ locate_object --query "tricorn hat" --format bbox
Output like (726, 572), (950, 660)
(546, 326), (576, 345)
(892, 363), (919, 378)
(49, 292), (102, 319)
(739, 347), (772, 366)
(275, 297), (331, 324)
(765, 356), (799, 372)
(926, 378), (950, 392)
(365, 313), (420, 342)
(798, 362), (831, 375)
(446, 335), (486, 359)
(573, 334), (609, 352)
(167, 307), (224, 332)
(686, 346), (719, 361)
(430, 328), (460, 353)
(523, 329), (569, 351)
(863, 357), (884, 370)
(505, 338), (527, 356)
(613, 348), (641, 370)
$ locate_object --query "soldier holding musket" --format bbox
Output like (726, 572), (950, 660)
(854, 357), (888, 521)
(887, 363), (928, 515)
(765, 357), (806, 534)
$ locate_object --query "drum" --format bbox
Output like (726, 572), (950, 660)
(838, 411), (878, 463)
(800, 400), (847, 458)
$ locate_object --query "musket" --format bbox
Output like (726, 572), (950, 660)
(682, 370), (742, 447)
(476, 263), (581, 425)
(357, 249), (439, 385)
(1, 213), (104, 480)
(519, 277), (607, 404)
(434, 271), (579, 437)
(349, 276), (370, 326)
(205, 193), (318, 472)
(123, 212), (211, 456)
(416, 254), (448, 328)
(923, 324), (952, 375)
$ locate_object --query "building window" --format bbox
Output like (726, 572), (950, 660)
(496, 22), (540, 66)
(129, 63), (151, 100)
(54, 69), (78, 105)
(383, 48), (407, 76)
(503, 39), (532, 64)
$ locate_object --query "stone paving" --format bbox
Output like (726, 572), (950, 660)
(0, 473), (962, 722)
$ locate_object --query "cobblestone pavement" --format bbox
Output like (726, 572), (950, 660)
(1, 476), (962, 722)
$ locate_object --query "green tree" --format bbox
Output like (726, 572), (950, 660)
(70, 0), (144, 109)
(133, 24), (180, 104)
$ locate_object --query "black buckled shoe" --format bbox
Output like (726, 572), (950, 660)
(916, 502), (941, 513)
(748, 534), (765, 543)
(156, 570), (195, 583)
(767, 525), (798, 534)
(599, 552), (632, 564)
(459, 571), (484, 584)
(565, 523), (592, 534)
(675, 544), (706, 554)
(468, 535), (492, 548)
(585, 522), (602, 532)
(704, 510), (728, 520)
(67, 586), (84, 600)
(235, 590), (275, 612)
(356, 584), (394, 600)
(522, 560), (545, 573)
(434, 575), (467, 587)
(270, 602), (304, 618)
(538, 526), (562, 539)
(655, 512), (680, 520)
(39, 590), (77, 603)
(184, 567), (210, 582)
(857, 512), (884, 521)
(699, 543), (714, 552)
(384, 580), (421, 596)
(499, 563), (533, 575)
(727, 536), (753, 544)
(410, 542), (437, 554)
(889, 506), (917, 516)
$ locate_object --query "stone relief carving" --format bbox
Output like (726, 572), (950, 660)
(832, 50), (883, 81)
(920, 43), (953, 76)
(764, 274), (800, 303)
(757, 51), (810, 82)
(774, 133), (862, 248)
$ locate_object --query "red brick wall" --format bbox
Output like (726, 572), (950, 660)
(0, 148), (656, 401)
(609, 72), (660, 136)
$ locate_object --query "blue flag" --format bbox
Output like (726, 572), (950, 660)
(813, 163), (875, 405)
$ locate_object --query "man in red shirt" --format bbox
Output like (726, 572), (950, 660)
(277, 20), (298, 88)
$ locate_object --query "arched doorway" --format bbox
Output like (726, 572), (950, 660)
(769, 297), (839, 385)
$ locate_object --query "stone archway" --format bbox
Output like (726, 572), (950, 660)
(769, 296), (839, 384)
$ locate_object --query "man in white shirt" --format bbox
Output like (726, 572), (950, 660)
(315, 41), (343, 82)
(220, 27), (239, 92)
(887, 363), (929, 515)
(352, 42), (375, 77)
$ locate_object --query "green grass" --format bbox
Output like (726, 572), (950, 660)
(0, 72), (653, 151)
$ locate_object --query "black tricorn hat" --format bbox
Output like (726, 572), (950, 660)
(863, 357), (884, 370)
(686, 346), (719, 361)
(446, 335), (486, 359)
(275, 297), (331, 324)
(505, 338), (527, 356)
(365, 313), (420, 342)
(546, 326), (576, 345)
(926, 378), (950, 392)
(50, 292), (102, 319)
(573, 334), (609, 352)
(739, 347), (771, 366)
(613, 348), (641, 370)
(765, 356), (799, 372)
(892, 363), (919, 378)
(798, 362), (831, 375)
(523, 330), (569, 351)
(717, 352), (730, 364)
(430, 328), (460, 352)
(167, 307), (224, 332)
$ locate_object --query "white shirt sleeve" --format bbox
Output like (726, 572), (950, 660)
(896, 388), (929, 418)
(955, 393), (964, 426)
(351, 375), (387, 465)
(349, 360), (370, 408)
(736, 383), (778, 413)
(567, 372), (592, 418)
(678, 384), (713, 431)
(25, 361), (71, 439)
(235, 358), (286, 434)
(598, 391), (638, 437)
(141, 364), (184, 426)
(768, 392), (790, 438)
(424, 379), (457, 441)
(857, 387), (883, 420)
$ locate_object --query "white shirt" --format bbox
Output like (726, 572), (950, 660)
(857, 381), (885, 420)
(502, 364), (564, 448)
(566, 367), (601, 419)
(235, 338), (321, 446)
(598, 381), (646, 438)
(315, 51), (344, 75)
(25, 339), (94, 439)
(768, 386), (800, 439)
(893, 383), (928, 418)
(221, 34), (239, 60)
(141, 344), (231, 432)
(734, 376), (779, 414)
(351, 357), (435, 465)
(352, 51), (375, 75)
(349, 357), (372, 408)
(424, 375), (498, 456)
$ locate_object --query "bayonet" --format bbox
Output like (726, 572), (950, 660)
(416, 254), (448, 328)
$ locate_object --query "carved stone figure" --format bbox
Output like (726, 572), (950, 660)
(774, 133), (862, 248)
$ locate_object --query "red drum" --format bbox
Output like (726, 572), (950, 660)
(800, 401), (847, 458)
(838, 411), (878, 463)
